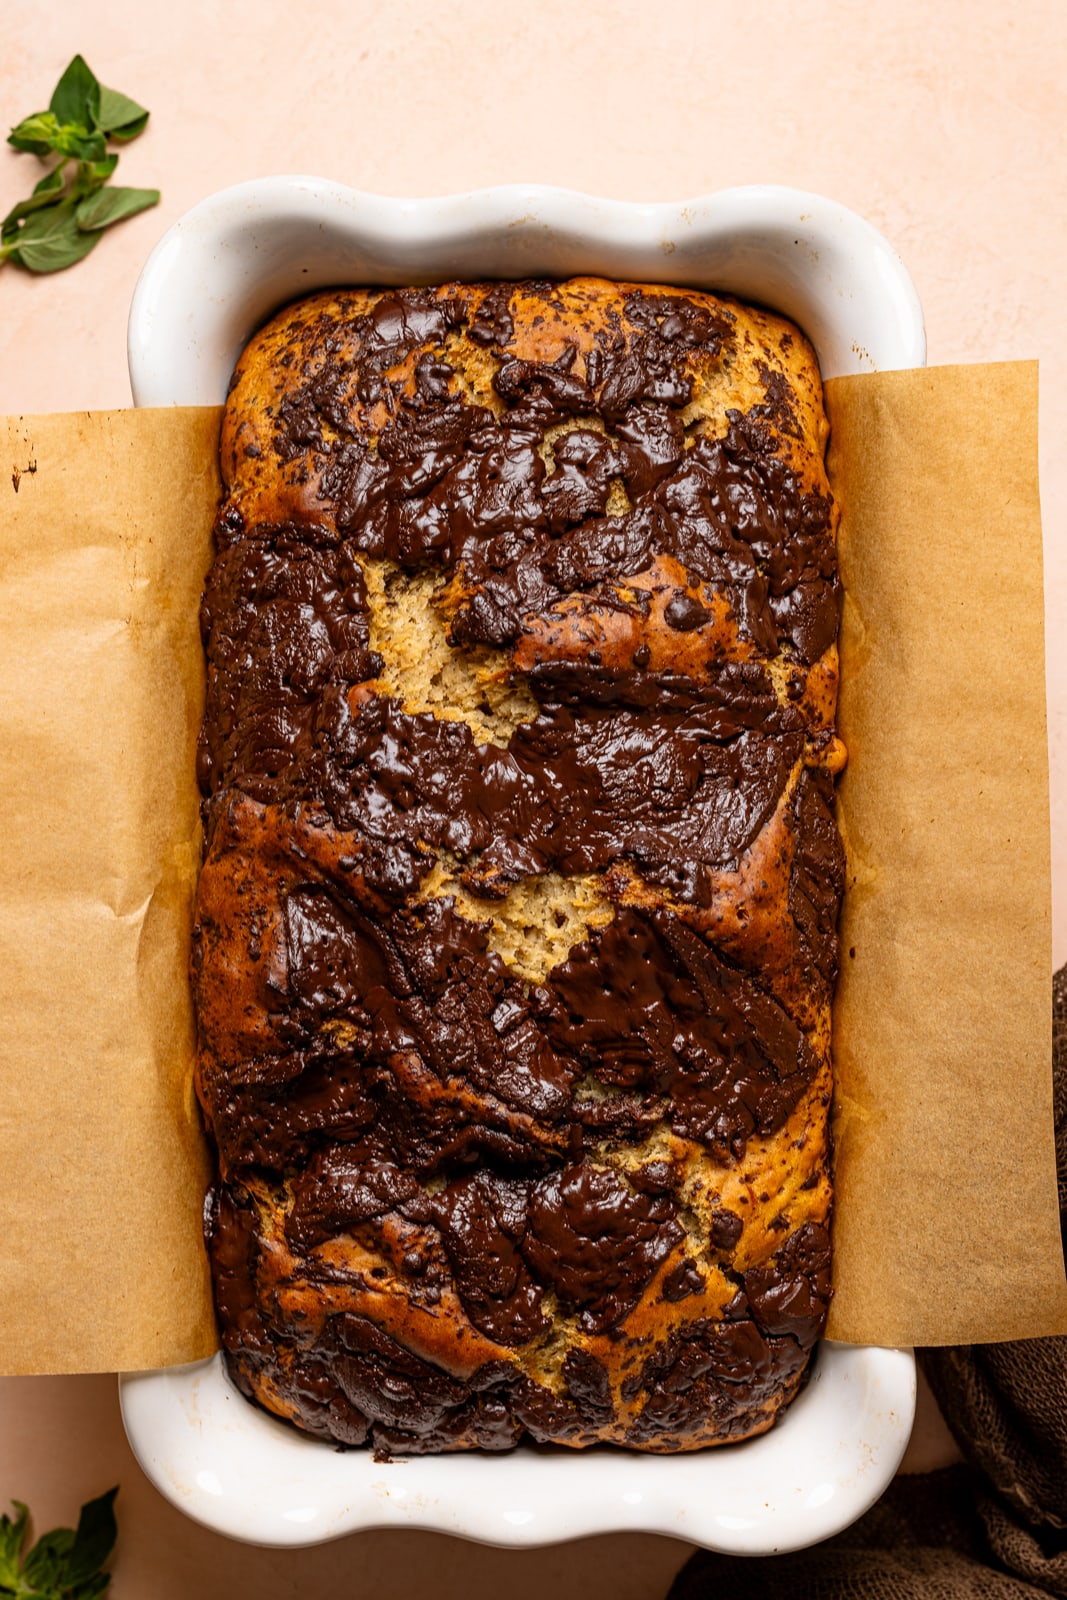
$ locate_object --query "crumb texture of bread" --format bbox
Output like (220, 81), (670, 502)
(194, 278), (844, 1453)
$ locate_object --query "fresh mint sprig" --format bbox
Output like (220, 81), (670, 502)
(0, 1490), (118, 1599)
(2, 55), (158, 274)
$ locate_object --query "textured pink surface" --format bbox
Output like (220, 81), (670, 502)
(1, 0), (1059, 1589)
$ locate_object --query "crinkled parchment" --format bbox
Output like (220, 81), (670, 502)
(0, 369), (1063, 1373)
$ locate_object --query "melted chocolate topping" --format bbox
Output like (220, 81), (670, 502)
(198, 893), (818, 1176)
(198, 279), (841, 1454)
(210, 1182), (830, 1453)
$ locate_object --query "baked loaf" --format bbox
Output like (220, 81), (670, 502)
(194, 277), (846, 1453)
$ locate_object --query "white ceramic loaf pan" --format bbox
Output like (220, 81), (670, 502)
(122, 180), (923, 1553)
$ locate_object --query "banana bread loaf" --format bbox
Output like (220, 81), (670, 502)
(194, 276), (846, 1452)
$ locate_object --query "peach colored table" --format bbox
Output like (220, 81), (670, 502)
(2, 1), (1060, 1593)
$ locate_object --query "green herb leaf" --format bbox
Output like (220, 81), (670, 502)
(2, 168), (66, 235)
(52, 124), (107, 163)
(66, 1579), (111, 1600)
(70, 155), (119, 200)
(0, 1500), (30, 1586)
(48, 55), (100, 130)
(3, 57), (156, 276)
(0, 1493), (117, 1599)
(95, 85), (149, 141)
(8, 199), (101, 273)
(60, 1490), (118, 1587)
(6, 112), (62, 156)
(22, 1527), (75, 1590)
(75, 185), (159, 232)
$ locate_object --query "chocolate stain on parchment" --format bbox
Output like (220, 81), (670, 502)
(11, 456), (37, 493)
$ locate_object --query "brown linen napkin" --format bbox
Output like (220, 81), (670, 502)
(667, 966), (1067, 1599)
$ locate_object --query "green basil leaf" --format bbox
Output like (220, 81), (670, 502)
(76, 185), (159, 232)
(6, 111), (61, 155)
(5, 64), (157, 275)
(2, 168), (65, 231)
(67, 1577), (112, 1600)
(22, 1527), (71, 1590)
(13, 200), (101, 272)
(104, 113), (148, 143)
(33, 168), (67, 195)
(17, 201), (78, 240)
(96, 85), (149, 140)
(0, 1501), (29, 1585)
(53, 123), (107, 162)
(71, 154), (119, 199)
(61, 1489), (118, 1586)
(49, 55), (100, 129)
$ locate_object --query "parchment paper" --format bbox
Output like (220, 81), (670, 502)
(0, 367), (1063, 1374)
(825, 361), (1067, 1345)
(0, 410), (219, 1374)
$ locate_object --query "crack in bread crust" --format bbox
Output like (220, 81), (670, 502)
(360, 556), (540, 748)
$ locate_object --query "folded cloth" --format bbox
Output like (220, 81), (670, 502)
(667, 966), (1067, 1600)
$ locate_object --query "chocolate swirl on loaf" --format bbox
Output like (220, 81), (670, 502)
(194, 277), (844, 1452)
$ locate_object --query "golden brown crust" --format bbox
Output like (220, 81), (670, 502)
(222, 280), (830, 514)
